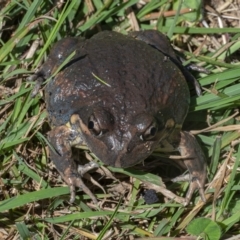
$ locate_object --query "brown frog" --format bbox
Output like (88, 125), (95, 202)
(32, 30), (206, 205)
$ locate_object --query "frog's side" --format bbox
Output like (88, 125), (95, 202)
(34, 30), (206, 205)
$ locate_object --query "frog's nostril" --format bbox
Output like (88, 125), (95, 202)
(150, 126), (157, 136)
(88, 120), (94, 129)
(88, 115), (102, 136)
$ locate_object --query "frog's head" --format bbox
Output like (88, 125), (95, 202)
(70, 106), (175, 168)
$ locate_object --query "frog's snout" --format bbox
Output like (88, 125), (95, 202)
(104, 136), (154, 168)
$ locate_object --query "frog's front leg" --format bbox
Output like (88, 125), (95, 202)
(173, 131), (207, 204)
(48, 117), (98, 204)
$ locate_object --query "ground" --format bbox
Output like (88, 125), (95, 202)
(0, 0), (240, 239)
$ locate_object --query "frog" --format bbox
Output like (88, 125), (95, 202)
(31, 30), (207, 205)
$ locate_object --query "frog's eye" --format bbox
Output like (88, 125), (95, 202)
(142, 122), (158, 140)
(88, 115), (102, 136)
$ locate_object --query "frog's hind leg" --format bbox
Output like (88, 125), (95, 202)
(48, 122), (98, 204)
(172, 131), (207, 205)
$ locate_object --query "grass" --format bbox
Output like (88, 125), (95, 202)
(1, 0), (240, 239)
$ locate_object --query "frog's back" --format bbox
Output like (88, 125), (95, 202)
(45, 31), (189, 127)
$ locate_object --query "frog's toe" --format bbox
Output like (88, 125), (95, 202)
(69, 181), (76, 203)
(177, 131), (207, 204)
(66, 175), (98, 204)
(185, 176), (206, 205)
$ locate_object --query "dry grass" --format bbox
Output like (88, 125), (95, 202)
(0, 0), (240, 239)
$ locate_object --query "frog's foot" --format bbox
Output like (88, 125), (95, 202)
(175, 131), (207, 205)
(61, 173), (97, 204)
(172, 173), (206, 205)
(48, 125), (98, 204)
(185, 174), (206, 204)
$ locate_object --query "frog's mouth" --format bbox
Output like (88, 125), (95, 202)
(88, 137), (156, 168)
